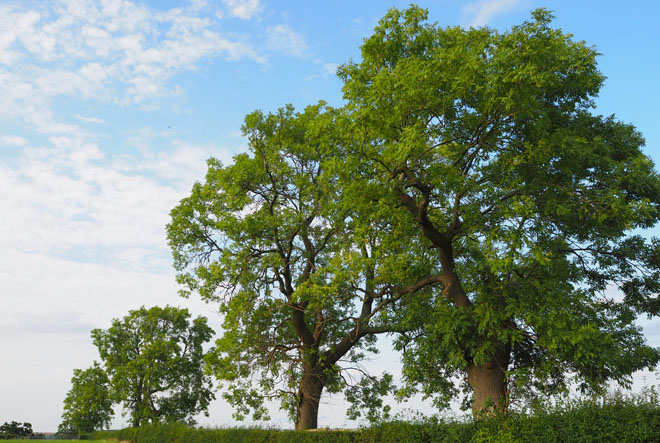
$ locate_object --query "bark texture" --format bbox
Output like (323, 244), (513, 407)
(467, 347), (510, 416)
(295, 371), (325, 430)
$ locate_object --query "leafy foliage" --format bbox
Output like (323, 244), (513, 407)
(344, 372), (394, 424)
(166, 3), (660, 423)
(0, 421), (33, 438)
(91, 305), (214, 426)
(337, 5), (660, 412)
(59, 362), (113, 436)
(91, 389), (660, 442)
(167, 103), (436, 429)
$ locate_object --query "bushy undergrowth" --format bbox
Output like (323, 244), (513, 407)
(89, 389), (660, 443)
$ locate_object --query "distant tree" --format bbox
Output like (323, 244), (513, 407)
(91, 306), (215, 427)
(59, 362), (113, 436)
(0, 421), (33, 438)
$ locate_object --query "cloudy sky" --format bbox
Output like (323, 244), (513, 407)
(1, 0), (659, 432)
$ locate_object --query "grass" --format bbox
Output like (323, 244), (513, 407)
(0, 441), (115, 442)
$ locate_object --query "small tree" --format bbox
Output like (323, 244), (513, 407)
(59, 362), (113, 436)
(91, 305), (215, 427)
(0, 421), (33, 438)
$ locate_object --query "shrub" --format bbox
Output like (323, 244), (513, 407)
(92, 389), (660, 443)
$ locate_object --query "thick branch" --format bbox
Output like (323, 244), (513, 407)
(399, 192), (472, 308)
(292, 308), (315, 347)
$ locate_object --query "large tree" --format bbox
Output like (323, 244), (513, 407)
(337, 6), (660, 415)
(91, 306), (214, 427)
(59, 362), (114, 436)
(167, 103), (435, 429)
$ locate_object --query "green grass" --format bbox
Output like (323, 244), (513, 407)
(0, 441), (115, 442)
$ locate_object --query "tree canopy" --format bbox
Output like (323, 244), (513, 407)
(59, 362), (113, 436)
(91, 305), (215, 426)
(167, 103), (438, 429)
(168, 5), (660, 424)
(337, 6), (660, 413)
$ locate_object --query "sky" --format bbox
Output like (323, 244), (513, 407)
(1, 0), (660, 432)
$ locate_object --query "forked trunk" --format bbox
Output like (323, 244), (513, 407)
(295, 371), (325, 430)
(466, 347), (510, 417)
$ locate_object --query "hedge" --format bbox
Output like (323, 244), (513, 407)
(89, 390), (660, 442)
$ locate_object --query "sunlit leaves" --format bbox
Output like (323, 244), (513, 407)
(91, 306), (214, 426)
(168, 101), (430, 427)
(339, 5), (660, 410)
(59, 363), (113, 436)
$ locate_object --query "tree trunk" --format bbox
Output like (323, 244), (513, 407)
(295, 371), (325, 430)
(131, 399), (141, 427)
(466, 347), (510, 417)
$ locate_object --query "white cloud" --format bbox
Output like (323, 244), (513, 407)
(76, 115), (105, 124)
(144, 140), (234, 184)
(0, 136), (233, 271)
(189, 0), (208, 11)
(322, 62), (338, 76)
(266, 24), (307, 58)
(221, 0), (261, 20)
(0, 0), (265, 118)
(0, 134), (28, 146)
(461, 0), (525, 27)
(0, 6), (41, 64)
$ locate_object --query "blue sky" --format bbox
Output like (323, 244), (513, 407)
(1, 0), (659, 432)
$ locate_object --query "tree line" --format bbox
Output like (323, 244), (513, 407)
(61, 5), (660, 432)
(0, 421), (33, 439)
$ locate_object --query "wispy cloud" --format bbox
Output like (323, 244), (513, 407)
(0, 136), (232, 271)
(322, 62), (338, 76)
(461, 0), (525, 27)
(0, 1), (242, 340)
(0, 0), (265, 121)
(0, 1), (257, 281)
(0, 134), (28, 147)
(266, 24), (307, 58)
(221, 0), (261, 20)
(76, 115), (105, 124)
